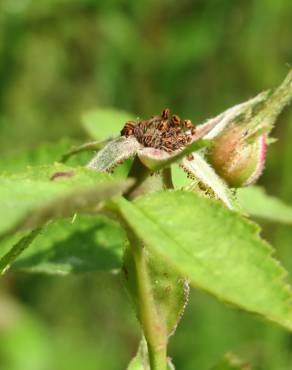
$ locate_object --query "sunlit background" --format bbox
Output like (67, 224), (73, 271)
(0, 1), (292, 369)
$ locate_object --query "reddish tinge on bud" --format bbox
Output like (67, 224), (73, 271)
(207, 126), (267, 187)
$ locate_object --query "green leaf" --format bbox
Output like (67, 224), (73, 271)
(124, 247), (189, 336)
(211, 353), (252, 370)
(0, 229), (42, 274)
(115, 191), (292, 331)
(11, 215), (126, 275)
(0, 139), (93, 174)
(238, 186), (292, 224)
(0, 164), (133, 237)
(0, 140), (72, 173)
(82, 108), (135, 140)
(127, 338), (149, 370)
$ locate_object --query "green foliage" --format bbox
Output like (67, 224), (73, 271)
(0, 164), (131, 236)
(0, 140), (73, 173)
(124, 247), (189, 336)
(82, 108), (135, 140)
(238, 186), (292, 224)
(0, 294), (51, 370)
(1, 1), (292, 369)
(211, 353), (252, 370)
(12, 216), (125, 274)
(0, 164), (132, 275)
(116, 191), (292, 331)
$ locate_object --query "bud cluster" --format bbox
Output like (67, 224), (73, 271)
(121, 109), (196, 153)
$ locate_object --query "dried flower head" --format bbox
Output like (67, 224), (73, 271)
(120, 109), (196, 153)
(87, 68), (292, 209)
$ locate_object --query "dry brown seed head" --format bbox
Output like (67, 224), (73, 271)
(158, 120), (169, 131)
(172, 115), (181, 126)
(161, 108), (170, 120)
(121, 121), (136, 136)
(120, 110), (195, 153)
(184, 119), (193, 129)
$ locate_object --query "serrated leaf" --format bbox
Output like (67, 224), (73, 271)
(11, 215), (126, 275)
(238, 186), (292, 224)
(82, 108), (135, 140)
(0, 164), (133, 237)
(115, 191), (292, 331)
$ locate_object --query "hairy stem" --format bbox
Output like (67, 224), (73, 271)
(122, 161), (173, 368)
(125, 227), (168, 370)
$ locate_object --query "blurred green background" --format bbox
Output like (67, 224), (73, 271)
(0, 1), (292, 369)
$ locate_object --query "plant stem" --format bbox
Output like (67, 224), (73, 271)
(162, 168), (174, 189)
(122, 160), (172, 368)
(125, 157), (151, 199)
(126, 227), (167, 370)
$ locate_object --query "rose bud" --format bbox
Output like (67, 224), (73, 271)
(206, 69), (292, 187)
(207, 126), (266, 187)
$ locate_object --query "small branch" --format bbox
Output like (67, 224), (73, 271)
(162, 168), (174, 190)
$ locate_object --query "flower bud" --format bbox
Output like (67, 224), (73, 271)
(207, 126), (266, 187)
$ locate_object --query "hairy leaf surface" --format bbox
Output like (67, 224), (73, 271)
(0, 164), (132, 237)
(116, 191), (292, 331)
